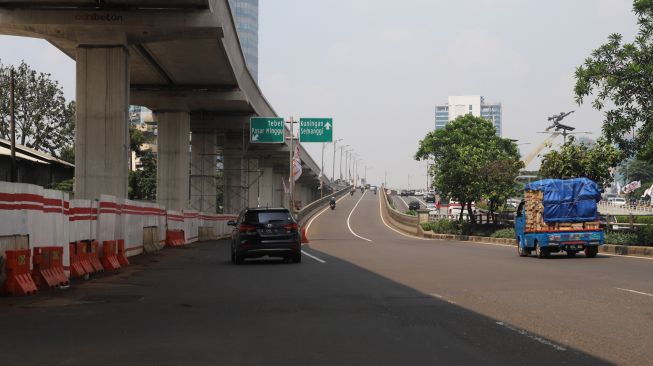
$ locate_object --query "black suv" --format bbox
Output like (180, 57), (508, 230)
(408, 201), (421, 211)
(228, 208), (302, 264)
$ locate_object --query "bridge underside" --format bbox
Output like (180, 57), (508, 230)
(0, 0), (325, 213)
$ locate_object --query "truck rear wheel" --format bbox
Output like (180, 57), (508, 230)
(584, 246), (598, 258)
(517, 245), (529, 257)
(535, 243), (549, 258)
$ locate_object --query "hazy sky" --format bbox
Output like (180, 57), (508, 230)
(0, 0), (640, 189)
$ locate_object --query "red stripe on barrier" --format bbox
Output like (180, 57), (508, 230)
(125, 245), (144, 252)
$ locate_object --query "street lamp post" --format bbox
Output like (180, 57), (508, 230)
(332, 139), (343, 185)
(340, 145), (350, 181)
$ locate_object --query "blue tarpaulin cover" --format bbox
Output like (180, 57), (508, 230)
(524, 178), (601, 223)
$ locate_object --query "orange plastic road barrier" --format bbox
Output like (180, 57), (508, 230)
(87, 241), (105, 273)
(76, 242), (95, 274)
(3, 249), (38, 295)
(69, 242), (87, 278)
(101, 240), (121, 271)
(166, 230), (186, 247)
(301, 227), (309, 244)
(116, 239), (130, 266)
(47, 247), (69, 286)
(32, 247), (69, 289)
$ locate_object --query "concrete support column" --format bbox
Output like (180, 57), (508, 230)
(190, 132), (217, 213)
(75, 46), (129, 199)
(223, 132), (246, 214)
(246, 158), (261, 208)
(155, 111), (190, 211)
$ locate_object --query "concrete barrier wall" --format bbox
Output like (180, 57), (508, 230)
(380, 189), (418, 235)
(0, 182), (240, 277)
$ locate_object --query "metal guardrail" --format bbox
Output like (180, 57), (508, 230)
(598, 201), (653, 215)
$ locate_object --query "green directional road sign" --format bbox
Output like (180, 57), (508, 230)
(299, 118), (333, 143)
(250, 117), (285, 143)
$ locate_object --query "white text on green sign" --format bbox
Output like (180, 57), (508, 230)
(250, 117), (284, 143)
(299, 118), (333, 143)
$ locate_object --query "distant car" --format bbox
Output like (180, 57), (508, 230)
(425, 203), (437, 214)
(370, 186), (378, 192)
(400, 190), (409, 197)
(414, 191), (424, 197)
(609, 197), (627, 206)
(408, 190), (416, 196)
(408, 201), (420, 211)
(425, 194), (436, 203)
(228, 208), (301, 264)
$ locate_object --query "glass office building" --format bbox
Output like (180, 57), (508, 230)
(229, 0), (259, 81)
(434, 95), (502, 136)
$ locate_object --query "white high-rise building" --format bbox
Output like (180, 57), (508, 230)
(435, 95), (502, 136)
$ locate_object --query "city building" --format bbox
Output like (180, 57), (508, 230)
(229, 0), (259, 80)
(434, 95), (502, 136)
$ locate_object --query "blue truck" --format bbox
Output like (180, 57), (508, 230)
(515, 178), (604, 258)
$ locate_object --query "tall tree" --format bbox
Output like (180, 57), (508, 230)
(574, 0), (653, 161)
(539, 136), (622, 188)
(416, 115), (523, 224)
(129, 150), (157, 201)
(0, 61), (75, 157)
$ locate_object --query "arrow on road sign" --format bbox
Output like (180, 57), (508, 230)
(325, 122), (332, 131)
(252, 134), (260, 141)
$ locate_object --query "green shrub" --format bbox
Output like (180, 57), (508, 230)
(637, 225), (653, 245)
(420, 222), (432, 231)
(605, 232), (639, 245)
(615, 215), (653, 225)
(430, 219), (461, 235)
(405, 210), (417, 216)
(491, 228), (516, 239)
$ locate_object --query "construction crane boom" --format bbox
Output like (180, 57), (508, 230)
(522, 132), (561, 167)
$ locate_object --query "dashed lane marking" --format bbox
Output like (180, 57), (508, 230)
(495, 321), (567, 352)
(301, 250), (326, 264)
(616, 287), (653, 298)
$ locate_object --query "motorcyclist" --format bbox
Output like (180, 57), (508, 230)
(350, 188), (355, 196)
(329, 196), (336, 209)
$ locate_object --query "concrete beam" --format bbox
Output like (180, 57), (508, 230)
(155, 111), (190, 211)
(74, 45), (129, 199)
(130, 89), (248, 112)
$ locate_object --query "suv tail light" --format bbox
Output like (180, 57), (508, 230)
(284, 223), (298, 230)
(239, 224), (257, 233)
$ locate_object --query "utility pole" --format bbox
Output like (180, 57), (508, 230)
(339, 146), (348, 181)
(332, 139), (342, 185)
(9, 68), (16, 183)
(287, 117), (297, 212)
(320, 142), (325, 198)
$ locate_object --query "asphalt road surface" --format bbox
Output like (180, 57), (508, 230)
(0, 190), (650, 365)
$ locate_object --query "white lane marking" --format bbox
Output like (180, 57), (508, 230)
(398, 196), (410, 210)
(378, 193), (431, 241)
(495, 321), (567, 352)
(305, 193), (350, 235)
(347, 190), (373, 242)
(301, 250), (326, 263)
(601, 253), (653, 261)
(616, 287), (653, 298)
(429, 293), (456, 304)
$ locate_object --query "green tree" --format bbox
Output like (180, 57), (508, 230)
(481, 139), (523, 223)
(416, 115), (523, 224)
(574, 0), (653, 161)
(539, 136), (622, 188)
(129, 150), (157, 201)
(0, 61), (75, 158)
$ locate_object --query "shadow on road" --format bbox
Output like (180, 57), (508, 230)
(0, 240), (615, 366)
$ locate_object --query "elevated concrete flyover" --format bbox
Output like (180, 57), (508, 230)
(0, 0), (324, 212)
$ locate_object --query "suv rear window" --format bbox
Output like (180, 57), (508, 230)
(244, 210), (293, 224)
